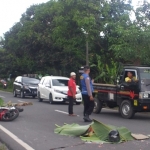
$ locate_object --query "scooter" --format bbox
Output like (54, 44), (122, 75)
(0, 79), (7, 89)
(0, 106), (23, 121)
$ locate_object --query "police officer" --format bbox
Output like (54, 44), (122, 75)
(80, 66), (94, 122)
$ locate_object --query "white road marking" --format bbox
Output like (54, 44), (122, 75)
(0, 95), (5, 98)
(55, 110), (80, 117)
(0, 125), (35, 150)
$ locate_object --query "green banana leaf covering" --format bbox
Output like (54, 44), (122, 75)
(54, 119), (134, 144)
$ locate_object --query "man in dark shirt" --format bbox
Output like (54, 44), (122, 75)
(80, 66), (94, 122)
(68, 72), (77, 116)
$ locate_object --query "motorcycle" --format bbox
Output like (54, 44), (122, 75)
(0, 79), (7, 89)
(0, 105), (23, 121)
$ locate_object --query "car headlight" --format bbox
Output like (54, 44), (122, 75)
(54, 89), (62, 94)
(23, 85), (29, 89)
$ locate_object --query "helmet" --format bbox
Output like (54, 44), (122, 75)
(108, 130), (120, 143)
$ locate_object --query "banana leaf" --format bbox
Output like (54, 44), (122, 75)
(54, 123), (92, 136)
(54, 119), (134, 144)
(91, 119), (134, 143)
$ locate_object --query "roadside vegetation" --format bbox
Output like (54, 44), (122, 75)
(0, 0), (150, 83)
(0, 81), (13, 92)
(0, 144), (7, 150)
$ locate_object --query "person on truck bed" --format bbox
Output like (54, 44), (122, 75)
(125, 71), (138, 82)
(80, 66), (94, 122)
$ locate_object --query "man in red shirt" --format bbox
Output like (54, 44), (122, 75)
(68, 72), (77, 116)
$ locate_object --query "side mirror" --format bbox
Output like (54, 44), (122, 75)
(45, 84), (51, 88)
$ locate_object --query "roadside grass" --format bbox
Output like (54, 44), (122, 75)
(0, 144), (7, 150)
(0, 80), (13, 93)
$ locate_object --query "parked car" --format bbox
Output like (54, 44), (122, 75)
(37, 76), (82, 105)
(0, 79), (7, 89)
(13, 76), (40, 98)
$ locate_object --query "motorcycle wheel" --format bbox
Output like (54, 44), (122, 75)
(2, 109), (19, 121)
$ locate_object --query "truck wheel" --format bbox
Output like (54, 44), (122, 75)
(93, 97), (102, 114)
(119, 100), (135, 119)
(49, 94), (54, 104)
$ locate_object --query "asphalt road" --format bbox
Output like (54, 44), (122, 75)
(0, 91), (150, 150)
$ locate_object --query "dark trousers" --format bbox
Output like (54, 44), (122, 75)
(68, 96), (74, 114)
(82, 94), (94, 116)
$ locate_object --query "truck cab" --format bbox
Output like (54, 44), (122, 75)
(93, 66), (150, 119)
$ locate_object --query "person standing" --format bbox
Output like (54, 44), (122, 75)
(80, 66), (94, 122)
(67, 72), (77, 116)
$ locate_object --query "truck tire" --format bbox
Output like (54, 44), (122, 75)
(119, 100), (135, 119)
(93, 97), (102, 114)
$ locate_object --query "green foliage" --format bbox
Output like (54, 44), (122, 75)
(91, 54), (118, 83)
(1, 0), (150, 83)
(55, 119), (134, 143)
(0, 144), (7, 150)
(0, 98), (4, 106)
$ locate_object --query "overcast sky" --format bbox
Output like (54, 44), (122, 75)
(0, 0), (148, 37)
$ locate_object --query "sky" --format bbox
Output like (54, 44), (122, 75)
(0, 0), (149, 37)
(0, 0), (49, 37)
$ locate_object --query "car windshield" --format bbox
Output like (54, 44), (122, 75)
(52, 79), (68, 86)
(140, 68), (150, 79)
(22, 77), (40, 84)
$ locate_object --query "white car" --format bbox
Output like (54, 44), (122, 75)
(37, 76), (82, 105)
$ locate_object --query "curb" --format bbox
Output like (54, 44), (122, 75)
(0, 129), (26, 150)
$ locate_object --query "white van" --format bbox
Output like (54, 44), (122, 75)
(37, 76), (82, 105)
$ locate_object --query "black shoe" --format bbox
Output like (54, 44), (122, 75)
(83, 114), (92, 122)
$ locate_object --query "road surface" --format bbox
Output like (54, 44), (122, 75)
(0, 91), (150, 150)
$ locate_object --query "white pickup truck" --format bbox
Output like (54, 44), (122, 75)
(37, 76), (82, 105)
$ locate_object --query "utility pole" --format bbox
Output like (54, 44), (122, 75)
(86, 34), (89, 66)
(81, 28), (89, 66)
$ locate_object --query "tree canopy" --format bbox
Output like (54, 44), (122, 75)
(1, 0), (150, 82)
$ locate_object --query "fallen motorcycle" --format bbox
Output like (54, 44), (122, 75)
(0, 106), (23, 121)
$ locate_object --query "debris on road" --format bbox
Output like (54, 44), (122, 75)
(131, 134), (149, 140)
(0, 98), (33, 107)
(3, 101), (33, 107)
(54, 119), (135, 144)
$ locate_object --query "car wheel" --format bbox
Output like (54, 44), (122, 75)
(32, 96), (36, 98)
(76, 102), (81, 105)
(38, 92), (43, 102)
(93, 97), (102, 114)
(119, 100), (135, 119)
(49, 94), (54, 104)
(13, 90), (17, 97)
(20, 91), (25, 98)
